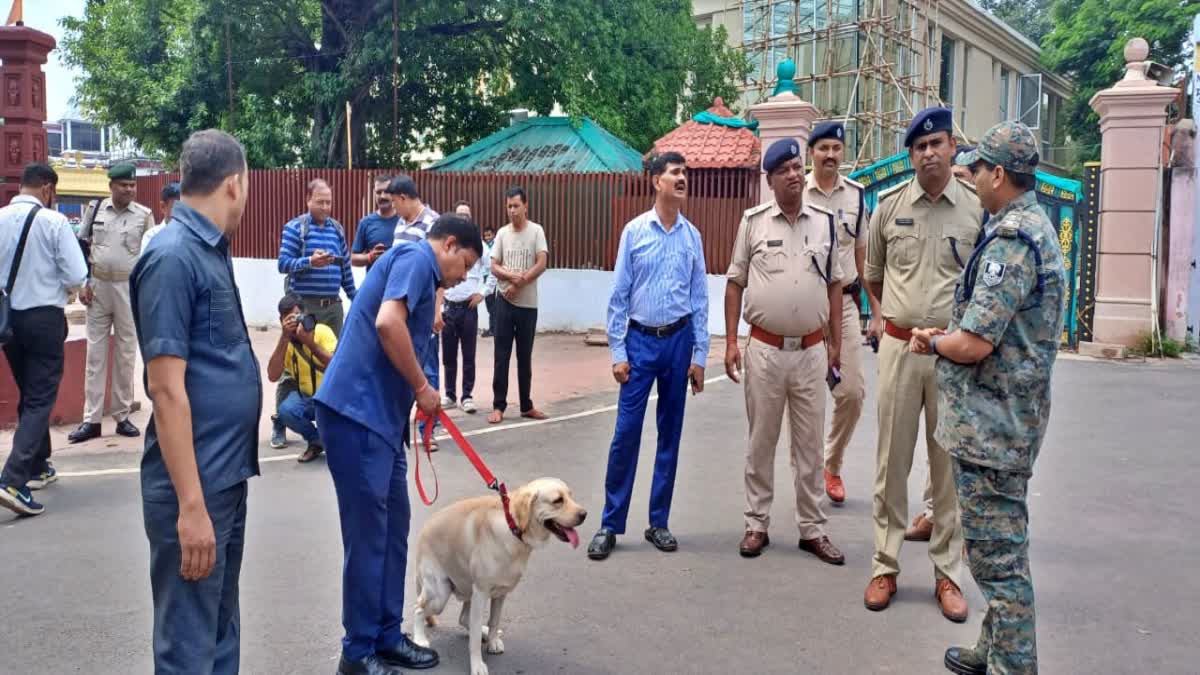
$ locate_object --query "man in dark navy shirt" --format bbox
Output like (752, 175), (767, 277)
(315, 214), (482, 675)
(351, 174), (399, 271)
(130, 129), (260, 675)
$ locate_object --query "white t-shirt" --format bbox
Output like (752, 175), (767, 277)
(140, 222), (167, 256)
(491, 222), (548, 309)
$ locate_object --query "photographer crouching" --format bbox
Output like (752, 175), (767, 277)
(268, 294), (338, 463)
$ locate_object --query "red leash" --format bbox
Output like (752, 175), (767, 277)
(412, 409), (522, 541)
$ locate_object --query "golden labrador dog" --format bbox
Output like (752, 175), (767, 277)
(411, 477), (587, 675)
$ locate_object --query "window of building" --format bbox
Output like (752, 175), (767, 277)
(999, 68), (1010, 122)
(47, 130), (62, 157)
(939, 35), (956, 106)
(1018, 73), (1042, 129)
(959, 46), (969, 127)
(68, 121), (102, 153)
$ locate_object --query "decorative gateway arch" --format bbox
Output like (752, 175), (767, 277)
(848, 152), (1087, 347)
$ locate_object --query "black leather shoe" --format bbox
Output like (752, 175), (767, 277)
(644, 527), (678, 552)
(943, 646), (986, 675)
(587, 528), (616, 560)
(116, 419), (141, 437)
(68, 423), (101, 444)
(337, 654), (402, 675)
(376, 634), (439, 670)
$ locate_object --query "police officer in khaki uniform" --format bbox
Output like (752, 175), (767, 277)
(804, 121), (882, 505)
(70, 162), (155, 443)
(862, 108), (984, 622)
(725, 138), (845, 565)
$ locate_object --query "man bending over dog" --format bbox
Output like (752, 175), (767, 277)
(314, 214), (481, 675)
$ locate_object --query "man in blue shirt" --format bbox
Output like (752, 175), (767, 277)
(587, 151), (710, 560)
(277, 178), (356, 336)
(351, 174), (398, 272)
(315, 214), (482, 675)
(130, 129), (261, 675)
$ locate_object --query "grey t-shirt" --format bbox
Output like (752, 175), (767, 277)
(491, 221), (548, 308)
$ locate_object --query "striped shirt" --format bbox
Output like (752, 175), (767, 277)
(606, 208), (710, 367)
(277, 214), (356, 299)
(393, 205), (439, 245)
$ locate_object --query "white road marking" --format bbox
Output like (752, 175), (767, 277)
(57, 374), (733, 479)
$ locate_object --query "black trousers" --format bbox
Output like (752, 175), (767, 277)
(491, 296), (537, 413)
(441, 301), (478, 402)
(484, 292), (497, 335)
(1, 306), (67, 489)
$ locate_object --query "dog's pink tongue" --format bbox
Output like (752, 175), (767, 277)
(564, 527), (580, 549)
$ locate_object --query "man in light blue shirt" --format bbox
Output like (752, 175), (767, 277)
(587, 151), (709, 559)
(0, 163), (88, 516)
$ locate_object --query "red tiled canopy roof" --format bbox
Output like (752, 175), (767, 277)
(650, 97), (761, 169)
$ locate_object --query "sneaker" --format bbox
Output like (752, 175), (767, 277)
(27, 463), (58, 490)
(270, 416), (287, 449)
(460, 398), (477, 414)
(440, 395), (454, 408)
(0, 483), (45, 516)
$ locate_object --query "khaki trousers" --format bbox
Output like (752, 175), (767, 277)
(84, 279), (137, 423)
(824, 297), (866, 475)
(871, 333), (963, 585)
(921, 472), (934, 520)
(743, 338), (828, 540)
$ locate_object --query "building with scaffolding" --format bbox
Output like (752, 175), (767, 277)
(693, 0), (1074, 173)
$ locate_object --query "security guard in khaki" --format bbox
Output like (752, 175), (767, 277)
(803, 121), (876, 505)
(862, 108), (983, 621)
(70, 162), (155, 443)
(725, 138), (846, 566)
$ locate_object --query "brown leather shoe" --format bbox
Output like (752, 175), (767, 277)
(297, 442), (324, 463)
(798, 535), (845, 565)
(904, 513), (933, 542)
(864, 574), (897, 611)
(823, 470), (846, 504)
(935, 578), (968, 623)
(738, 530), (769, 558)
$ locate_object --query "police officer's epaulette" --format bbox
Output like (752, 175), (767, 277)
(995, 222), (1020, 238)
(808, 203), (835, 218)
(743, 202), (774, 218)
(842, 176), (865, 191)
(955, 177), (978, 193)
(876, 179), (910, 205)
(130, 201), (152, 214)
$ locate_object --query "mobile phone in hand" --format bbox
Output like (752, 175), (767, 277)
(826, 366), (842, 391)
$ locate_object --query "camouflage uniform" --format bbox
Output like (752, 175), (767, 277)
(935, 122), (1067, 675)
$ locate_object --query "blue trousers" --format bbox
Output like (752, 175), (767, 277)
(277, 391), (319, 443)
(144, 482), (247, 675)
(316, 403), (411, 661)
(600, 326), (693, 534)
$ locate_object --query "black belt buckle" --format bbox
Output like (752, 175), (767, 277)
(632, 315), (689, 338)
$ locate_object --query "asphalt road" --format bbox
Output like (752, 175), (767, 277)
(2, 355), (1198, 674)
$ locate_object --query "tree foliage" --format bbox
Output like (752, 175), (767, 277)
(978, 0), (1054, 46)
(1041, 0), (1194, 166)
(61, 0), (748, 168)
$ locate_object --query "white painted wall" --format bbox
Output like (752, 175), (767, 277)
(232, 258), (750, 337)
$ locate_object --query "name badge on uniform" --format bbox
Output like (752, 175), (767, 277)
(766, 240), (783, 247)
(981, 260), (1006, 287)
(895, 218), (914, 227)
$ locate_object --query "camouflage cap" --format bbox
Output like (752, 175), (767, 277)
(956, 121), (1039, 174)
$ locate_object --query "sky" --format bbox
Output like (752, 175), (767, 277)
(23, 0), (87, 121)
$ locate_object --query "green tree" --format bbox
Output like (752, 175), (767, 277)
(61, 0), (747, 168)
(1041, 0), (1194, 167)
(979, 0), (1054, 46)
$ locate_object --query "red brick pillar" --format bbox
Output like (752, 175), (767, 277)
(0, 25), (55, 205)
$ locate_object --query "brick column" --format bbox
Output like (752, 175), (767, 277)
(749, 59), (820, 204)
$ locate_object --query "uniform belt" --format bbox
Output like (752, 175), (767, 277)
(750, 325), (824, 351)
(91, 267), (131, 283)
(884, 320), (912, 342)
(302, 295), (341, 308)
(629, 315), (690, 338)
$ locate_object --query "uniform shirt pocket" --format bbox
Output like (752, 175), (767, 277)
(208, 289), (247, 347)
(887, 231), (921, 268)
(941, 234), (969, 271)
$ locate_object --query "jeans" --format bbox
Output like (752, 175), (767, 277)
(277, 390), (319, 444)
(441, 301), (478, 402)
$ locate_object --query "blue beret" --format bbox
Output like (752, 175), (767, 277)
(810, 121), (845, 146)
(904, 107), (952, 147)
(763, 137), (801, 174)
(107, 162), (136, 180)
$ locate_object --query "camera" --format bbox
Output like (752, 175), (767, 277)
(296, 313), (317, 333)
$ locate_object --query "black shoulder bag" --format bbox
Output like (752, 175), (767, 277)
(0, 205), (41, 345)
